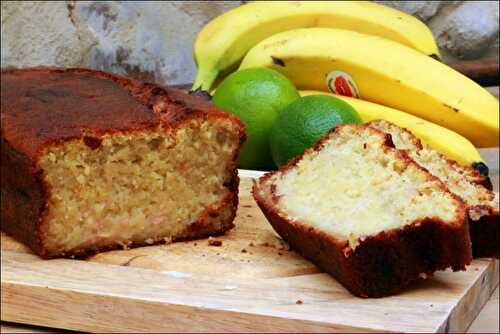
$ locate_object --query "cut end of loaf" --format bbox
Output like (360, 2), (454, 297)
(253, 124), (472, 297)
(256, 125), (463, 249)
(38, 117), (242, 257)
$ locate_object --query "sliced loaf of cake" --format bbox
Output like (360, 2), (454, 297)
(253, 124), (471, 297)
(1, 67), (246, 259)
(369, 119), (499, 258)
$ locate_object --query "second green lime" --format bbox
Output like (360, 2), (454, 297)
(270, 95), (362, 167)
(212, 68), (300, 170)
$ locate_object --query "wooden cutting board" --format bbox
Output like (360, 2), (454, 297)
(1, 150), (499, 333)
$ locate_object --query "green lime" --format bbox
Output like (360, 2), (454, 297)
(270, 95), (362, 167)
(212, 68), (300, 170)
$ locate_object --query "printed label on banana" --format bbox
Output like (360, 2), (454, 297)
(327, 71), (360, 98)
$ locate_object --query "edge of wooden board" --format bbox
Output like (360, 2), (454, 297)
(2, 250), (498, 333)
(438, 259), (499, 332)
(1, 251), (380, 333)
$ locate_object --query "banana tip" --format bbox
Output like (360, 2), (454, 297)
(471, 162), (489, 177)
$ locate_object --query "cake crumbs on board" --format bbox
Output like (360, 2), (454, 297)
(208, 237), (222, 246)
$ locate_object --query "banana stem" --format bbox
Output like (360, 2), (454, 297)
(192, 66), (219, 92)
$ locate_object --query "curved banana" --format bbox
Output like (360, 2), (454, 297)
(240, 28), (499, 147)
(299, 90), (484, 167)
(192, 1), (439, 91)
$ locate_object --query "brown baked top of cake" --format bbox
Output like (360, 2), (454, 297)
(1, 67), (240, 159)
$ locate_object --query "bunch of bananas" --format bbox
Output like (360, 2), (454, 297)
(192, 1), (499, 168)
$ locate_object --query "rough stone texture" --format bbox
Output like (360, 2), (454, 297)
(0, 1), (93, 68)
(375, 0), (499, 62)
(75, 1), (242, 84)
(375, 1), (445, 21)
(484, 35), (500, 59)
(1, 1), (242, 85)
(1, 1), (498, 85)
(429, 1), (500, 60)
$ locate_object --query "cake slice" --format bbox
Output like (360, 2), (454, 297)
(253, 124), (471, 297)
(1, 67), (246, 259)
(368, 119), (499, 258)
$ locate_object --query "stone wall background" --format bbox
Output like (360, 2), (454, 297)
(1, 1), (498, 85)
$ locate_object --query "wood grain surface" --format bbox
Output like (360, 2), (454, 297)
(1, 148), (499, 333)
(1, 86), (499, 333)
(468, 287), (499, 333)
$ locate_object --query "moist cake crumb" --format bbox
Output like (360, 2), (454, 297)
(1, 67), (246, 259)
(253, 124), (471, 297)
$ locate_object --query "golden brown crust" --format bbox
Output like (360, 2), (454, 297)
(1, 67), (246, 259)
(1, 66), (243, 159)
(253, 124), (472, 297)
(254, 192), (471, 297)
(1, 137), (46, 255)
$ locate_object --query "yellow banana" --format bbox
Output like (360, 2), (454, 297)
(192, 1), (439, 91)
(300, 90), (484, 167)
(240, 28), (499, 147)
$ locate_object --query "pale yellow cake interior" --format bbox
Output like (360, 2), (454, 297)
(38, 117), (240, 254)
(369, 120), (499, 220)
(258, 126), (459, 249)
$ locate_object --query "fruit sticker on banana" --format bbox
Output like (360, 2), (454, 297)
(326, 71), (360, 98)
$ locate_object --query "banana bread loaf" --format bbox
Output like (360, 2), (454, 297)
(369, 120), (499, 258)
(253, 124), (471, 297)
(1, 67), (246, 259)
